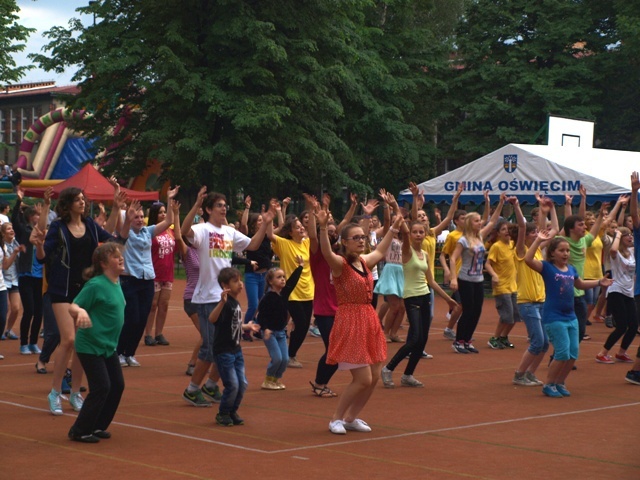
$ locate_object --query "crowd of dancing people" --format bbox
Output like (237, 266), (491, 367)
(1, 172), (640, 443)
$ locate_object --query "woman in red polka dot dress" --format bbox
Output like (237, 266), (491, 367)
(316, 207), (405, 435)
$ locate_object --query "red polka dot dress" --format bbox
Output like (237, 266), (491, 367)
(327, 257), (387, 366)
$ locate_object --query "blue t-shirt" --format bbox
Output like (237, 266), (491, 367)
(540, 261), (578, 324)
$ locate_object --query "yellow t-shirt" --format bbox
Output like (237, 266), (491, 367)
(421, 234), (437, 276)
(514, 246), (545, 304)
(584, 235), (603, 279)
(271, 236), (314, 301)
(441, 230), (463, 273)
(487, 240), (517, 295)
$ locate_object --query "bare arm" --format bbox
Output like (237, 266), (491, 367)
(172, 200), (187, 257)
(630, 172), (640, 229)
(448, 242), (463, 292)
(362, 215), (404, 269)
(153, 186), (179, 236)
(578, 184), (587, 219)
(181, 186), (207, 239)
(479, 193), (505, 238)
(246, 204), (276, 251)
(239, 195), (251, 235)
(513, 197), (527, 258)
(316, 208), (344, 274)
(336, 193), (358, 235)
(482, 190), (490, 225)
(433, 183), (464, 236)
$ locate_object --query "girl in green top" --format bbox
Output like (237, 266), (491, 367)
(67, 242), (126, 444)
(381, 221), (457, 388)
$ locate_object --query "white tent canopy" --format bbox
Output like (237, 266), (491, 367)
(400, 143), (639, 205)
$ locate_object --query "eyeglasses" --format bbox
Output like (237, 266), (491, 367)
(214, 203), (228, 209)
(345, 235), (367, 242)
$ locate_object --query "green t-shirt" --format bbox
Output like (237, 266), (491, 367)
(74, 274), (126, 357)
(559, 233), (594, 297)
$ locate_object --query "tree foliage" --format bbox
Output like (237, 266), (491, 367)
(31, 0), (461, 203)
(0, 0), (35, 85)
(439, 0), (615, 167)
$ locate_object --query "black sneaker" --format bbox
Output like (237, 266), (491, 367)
(216, 413), (234, 426)
(452, 341), (469, 354)
(229, 412), (245, 425)
(144, 335), (157, 346)
(68, 428), (100, 443)
(93, 430), (112, 439)
(464, 342), (479, 353)
(155, 334), (170, 346)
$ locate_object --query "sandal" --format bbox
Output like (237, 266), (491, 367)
(35, 362), (47, 374)
(309, 381), (337, 398)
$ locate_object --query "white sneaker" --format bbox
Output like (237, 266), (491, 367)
(69, 392), (84, 411)
(126, 356), (141, 367)
(343, 418), (372, 432)
(329, 419), (346, 434)
(119, 354), (128, 367)
(401, 375), (424, 388)
(381, 366), (395, 388)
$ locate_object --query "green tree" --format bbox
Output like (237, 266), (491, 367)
(440, 0), (613, 166)
(23, 0), (424, 202)
(0, 0), (35, 84)
(31, 0), (457, 204)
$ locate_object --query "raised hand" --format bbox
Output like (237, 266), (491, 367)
(631, 172), (640, 192)
(195, 186), (207, 206)
(361, 198), (379, 216)
(579, 184), (587, 198)
(408, 182), (419, 197)
(315, 208), (329, 227)
(322, 193), (331, 210)
(127, 199), (141, 220)
(29, 225), (45, 246)
(295, 254), (304, 267)
(171, 199), (181, 214)
(167, 185), (180, 199)
(244, 195), (252, 209)
(43, 186), (54, 206)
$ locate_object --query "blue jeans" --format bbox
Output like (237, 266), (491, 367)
(264, 329), (288, 378)
(214, 350), (247, 414)
(244, 271), (266, 323)
(518, 302), (549, 355)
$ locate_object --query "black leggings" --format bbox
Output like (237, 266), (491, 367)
(18, 275), (43, 346)
(287, 300), (313, 358)
(386, 294), (432, 376)
(604, 292), (637, 350)
(456, 279), (484, 343)
(39, 293), (60, 364)
(314, 315), (338, 385)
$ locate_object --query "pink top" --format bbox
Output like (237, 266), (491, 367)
(151, 229), (176, 282)
(310, 247), (338, 316)
(183, 247), (199, 300)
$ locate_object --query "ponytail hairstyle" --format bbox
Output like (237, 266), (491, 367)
(83, 242), (123, 281)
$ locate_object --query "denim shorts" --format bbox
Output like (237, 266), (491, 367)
(495, 293), (521, 324)
(544, 319), (579, 361)
(196, 302), (218, 363)
(517, 302), (549, 355)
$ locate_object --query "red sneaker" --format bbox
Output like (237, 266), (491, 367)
(615, 353), (634, 363)
(595, 354), (615, 364)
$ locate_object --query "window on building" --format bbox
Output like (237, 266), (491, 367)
(0, 110), (5, 143)
(21, 108), (28, 138)
(9, 110), (17, 144)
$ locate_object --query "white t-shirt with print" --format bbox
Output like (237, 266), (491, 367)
(189, 222), (250, 304)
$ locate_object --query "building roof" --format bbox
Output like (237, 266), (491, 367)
(0, 81), (79, 99)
